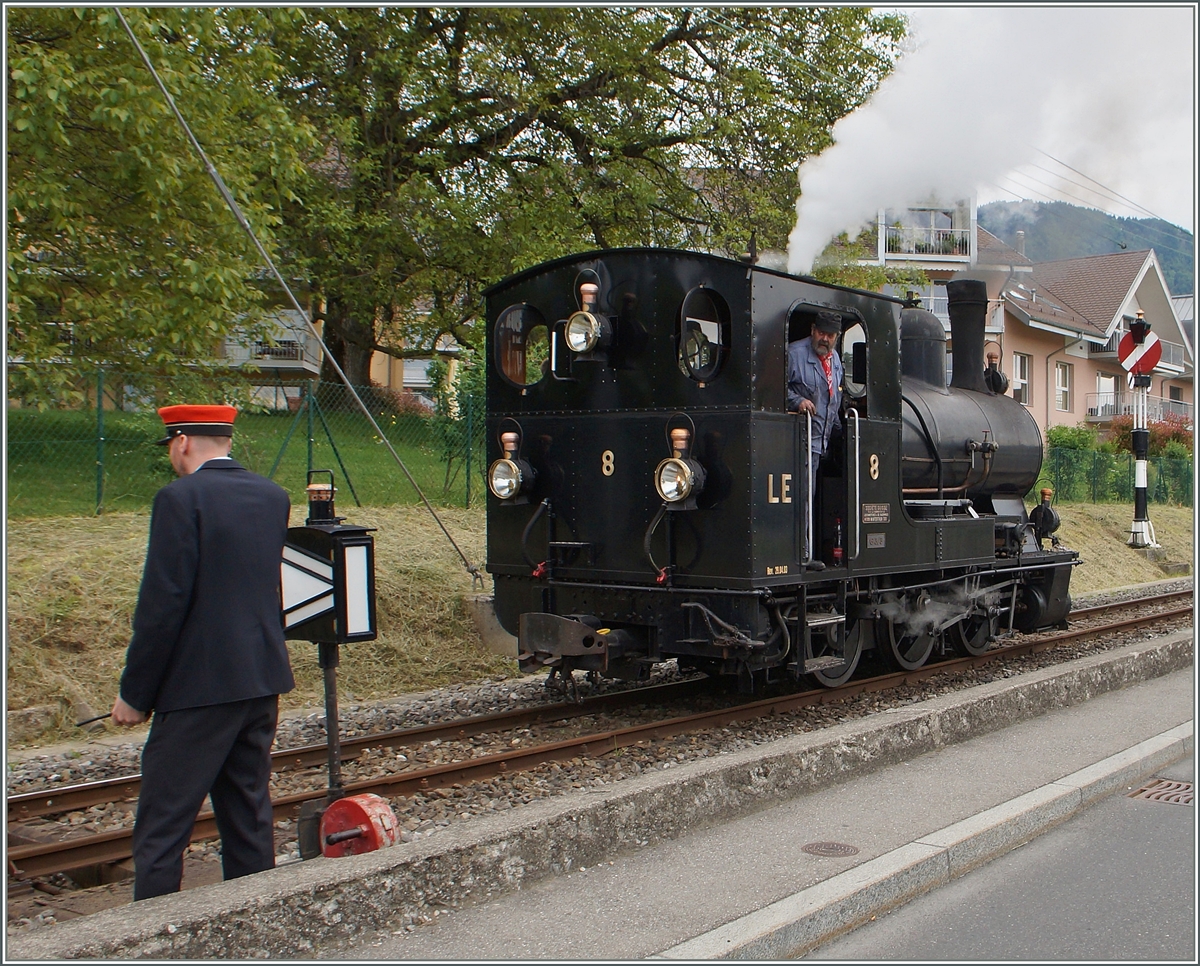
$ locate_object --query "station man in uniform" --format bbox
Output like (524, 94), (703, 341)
(111, 404), (294, 900)
(787, 310), (844, 468)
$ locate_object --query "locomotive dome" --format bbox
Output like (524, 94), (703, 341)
(899, 307), (949, 388)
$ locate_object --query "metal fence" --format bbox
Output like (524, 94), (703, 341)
(7, 388), (1194, 517)
(7, 379), (486, 518)
(1035, 448), (1193, 507)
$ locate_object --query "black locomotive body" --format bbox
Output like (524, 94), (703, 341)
(484, 248), (1076, 690)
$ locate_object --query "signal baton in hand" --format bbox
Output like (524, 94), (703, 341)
(75, 712), (113, 728)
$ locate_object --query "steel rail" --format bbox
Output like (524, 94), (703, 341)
(8, 678), (714, 824)
(1066, 589), (1193, 620)
(8, 599), (1191, 881)
(12, 584), (1181, 822)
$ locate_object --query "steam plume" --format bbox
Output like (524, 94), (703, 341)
(788, 7), (1195, 274)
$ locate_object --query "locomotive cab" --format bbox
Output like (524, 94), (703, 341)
(483, 249), (1078, 692)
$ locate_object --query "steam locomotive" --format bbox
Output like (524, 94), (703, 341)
(483, 248), (1077, 691)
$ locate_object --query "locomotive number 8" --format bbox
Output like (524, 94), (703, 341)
(484, 248), (1078, 693)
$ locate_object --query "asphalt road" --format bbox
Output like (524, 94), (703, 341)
(805, 757), (1195, 961)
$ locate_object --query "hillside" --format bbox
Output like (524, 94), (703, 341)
(979, 200), (1194, 297)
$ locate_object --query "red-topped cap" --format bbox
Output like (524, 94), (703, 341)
(155, 404), (238, 445)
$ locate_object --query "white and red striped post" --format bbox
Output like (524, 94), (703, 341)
(1123, 312), (1159, 548)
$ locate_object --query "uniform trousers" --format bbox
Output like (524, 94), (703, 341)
(133, 694), (279, 900)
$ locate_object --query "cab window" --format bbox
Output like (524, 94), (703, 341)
(495, 304), (549, 387)
(841, 321), (867, 399)
(678, 287), (729, 382)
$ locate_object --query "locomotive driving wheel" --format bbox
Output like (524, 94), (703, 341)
(873, 607), (936, 667)
(950, 611), (998, 658)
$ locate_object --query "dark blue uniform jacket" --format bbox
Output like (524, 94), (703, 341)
(120, 459), (295, 713)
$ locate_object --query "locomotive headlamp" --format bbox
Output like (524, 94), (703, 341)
(566, 280), (609, 353)
(654, 427), (706, 506)
(565, 311), (603, 352)
(655, 457), (696, 502)
(488, 459), (523, 499)
(565, 310), (613, 354)
(488, 431), (536, 501)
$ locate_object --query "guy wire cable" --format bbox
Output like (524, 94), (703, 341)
(113, 7), (483, 589)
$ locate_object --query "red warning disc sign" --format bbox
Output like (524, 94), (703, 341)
(1118, 331), (1162, 374)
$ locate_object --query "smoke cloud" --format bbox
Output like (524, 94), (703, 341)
(787, 7), (1195, 274)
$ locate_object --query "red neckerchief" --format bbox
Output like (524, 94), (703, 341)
(820, 352), (834, 399)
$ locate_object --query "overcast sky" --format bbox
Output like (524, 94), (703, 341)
(790, 5), (1196, 272)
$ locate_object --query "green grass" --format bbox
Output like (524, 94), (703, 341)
(6, 407), (488, 518)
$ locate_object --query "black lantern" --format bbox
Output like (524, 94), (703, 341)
(281, 470), (379, 856)
(1129, 311), (1151, 346)
(282, 470), (377, 644)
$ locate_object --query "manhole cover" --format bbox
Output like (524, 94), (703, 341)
(802, 841), (860, 857)
(1129, 779), (1194, 805)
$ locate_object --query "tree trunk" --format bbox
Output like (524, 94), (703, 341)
(320, 303), (376, 387)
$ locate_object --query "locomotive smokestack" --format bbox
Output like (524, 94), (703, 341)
(947, 278), (990, 394)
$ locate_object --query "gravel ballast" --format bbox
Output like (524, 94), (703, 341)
(5, 622), (1193, 961)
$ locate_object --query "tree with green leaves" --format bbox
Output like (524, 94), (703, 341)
(6, 7), (313, 407)
(269, 7), (907, 381)
(8, 7), (908, 401)
(809, 229), (929, 293)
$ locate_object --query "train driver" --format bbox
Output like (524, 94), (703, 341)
(786, 310), (843, 468)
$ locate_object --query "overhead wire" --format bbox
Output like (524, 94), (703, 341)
(986, 178), (1190, 274)
(993, 172), (1194, 263)
(1017, 161), (1194, 257)
(113, 6), (485, 590)
(994, 166), (1191, 259)
(1034, 148), (1180, 224)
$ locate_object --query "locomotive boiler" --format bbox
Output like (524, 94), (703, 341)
(483, 248), (1077, 692)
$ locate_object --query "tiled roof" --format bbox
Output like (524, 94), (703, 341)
(976, 227), (1032, 267)
(1004, 281), (1108, 341)
(1028, 250), (1151, 331)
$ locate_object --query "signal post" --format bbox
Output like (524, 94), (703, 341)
(1117, 311), (1161, 548)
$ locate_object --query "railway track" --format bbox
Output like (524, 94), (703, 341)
(7, 589), (1192, 880)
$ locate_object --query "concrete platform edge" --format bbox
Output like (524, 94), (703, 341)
(6, 629), (1194, 961)
(655, 720), (1194, 961)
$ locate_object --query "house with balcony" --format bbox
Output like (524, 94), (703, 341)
(220, 308), (323, 410)
(857, 196), (1192, 437)
(1172, 294), (1193, 356)
(999, 249), (1192, 434)
(869, 196), (1033, 337)
(222, 300), (460, 410)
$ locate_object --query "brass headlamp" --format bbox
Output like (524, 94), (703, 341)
(654, 427), (706, 508)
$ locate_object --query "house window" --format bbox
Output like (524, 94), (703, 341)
(1169, 385), (1182, 401)
(1055, 362), (1072, 412)
(1012, 353), (1031, 406)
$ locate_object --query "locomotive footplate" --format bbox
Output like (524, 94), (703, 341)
(518, 613), (631, 673)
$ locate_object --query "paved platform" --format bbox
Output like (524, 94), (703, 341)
(356, 661), (1195, 961)
(6, 628), (1193, 961)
